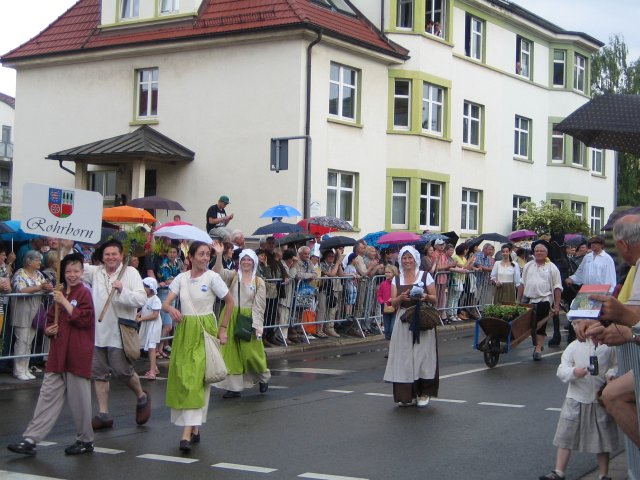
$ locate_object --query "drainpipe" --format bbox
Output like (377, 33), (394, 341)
(58, 160), (75, 176)
(304, 29), (322, 220)
(380, 0), (385, 31)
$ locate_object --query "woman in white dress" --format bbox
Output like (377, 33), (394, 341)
(383, 246), (439, 408)
(162, 241), (234, 453)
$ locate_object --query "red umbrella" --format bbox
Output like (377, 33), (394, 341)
(377, 232), (421, 245)
(297, 219), (334, 235)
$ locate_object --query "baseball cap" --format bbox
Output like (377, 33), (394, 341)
(218, 195), (230, 204)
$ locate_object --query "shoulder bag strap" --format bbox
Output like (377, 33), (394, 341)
(183, 273), (206, 333)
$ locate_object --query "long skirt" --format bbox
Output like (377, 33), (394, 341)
(214, 307), (271, 392)
(553, 398), (618, 453)
(166, 313), (217, 426)
(383, 307), (439, 403)
(493, 282), (516, 304)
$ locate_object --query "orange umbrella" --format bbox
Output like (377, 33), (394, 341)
(102, 206), (156, 224)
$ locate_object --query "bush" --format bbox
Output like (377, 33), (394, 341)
(516, 201), (590, 236)
(483, 304), (528, 321)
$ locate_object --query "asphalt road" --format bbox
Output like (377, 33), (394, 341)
(0, 330), (617, 480)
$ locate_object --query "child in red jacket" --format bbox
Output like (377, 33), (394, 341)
(377, 265), (398, 340)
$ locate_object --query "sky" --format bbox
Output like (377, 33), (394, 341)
(0, 0), (638, 97)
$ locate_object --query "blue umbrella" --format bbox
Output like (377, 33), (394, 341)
(259, 204), (302, 219)
(420, 233), (449, 244)
(359, 230), (388, 249)
(0, 220), (38, 243)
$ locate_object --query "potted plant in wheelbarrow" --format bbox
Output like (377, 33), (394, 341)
(474, 303), (535, 368)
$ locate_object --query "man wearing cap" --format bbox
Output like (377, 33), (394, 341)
(206, 195), (234, 233)
(566, 235), (616, 293)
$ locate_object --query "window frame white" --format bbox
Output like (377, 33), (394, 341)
(391, 179), (409, 229)
(514, 115), (530, 159)
(421, 82), (444, 135)
(397, 0), (414, 29)
(327, 170), (355, 223)
(393, 79), (411, 130)
(121, 0), (139, 19)
(136, 68), (159, 120)
(574, 53), (586, 92)
(425, 0), (445, 38)
(419, 180), (443, 231)
(462, 101), (481, 147)
(591, 148), (604, 174)
(572, 139), (587, 167)
(551, 126), (564, 163)
(160, 0), (179, 13)
(571, 201), (585, 220)
(516, 36), (532, 78)
(590, 206), (604, 234)
(461, 188), (480, 233)
(512, 195), (531, 230)
(465, 14), (483, 61)
(553, 49), (566, 87)
(329, 62), (358, 122)
(89, 170), (117, 203)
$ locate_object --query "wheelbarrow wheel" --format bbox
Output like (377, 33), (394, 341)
(483, 335), (500, 368)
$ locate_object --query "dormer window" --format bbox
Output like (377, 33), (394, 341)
(160, 0), (179, 14)
(121, 0), (139, 19)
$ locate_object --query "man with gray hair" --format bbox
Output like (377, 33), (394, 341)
(230, 230), (245, 251)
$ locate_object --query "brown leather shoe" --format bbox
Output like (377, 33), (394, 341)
(135, 391), (151, 425)
(91, 415), (113, 430)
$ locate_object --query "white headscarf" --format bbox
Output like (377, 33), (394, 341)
(398, 245), (420, 283)
(238, 249), (258, 283)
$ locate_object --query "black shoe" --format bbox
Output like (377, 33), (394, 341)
(65, 440), (94, 455)
(222, 390), (241, 399)
(7, 439), (36, 456)
(179, 439), (191, 453)
(259, 382), (268, 393)
(91, 414), (114, 430)
(190, 432), (200, 444)
(548, 336), (561, 347)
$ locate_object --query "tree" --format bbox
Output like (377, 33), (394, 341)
(516, 201), (590, 236)
(591, 34), (640, 206)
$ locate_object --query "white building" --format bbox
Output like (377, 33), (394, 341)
(0, 93), (14, 207)
(1, 0), (613, 237)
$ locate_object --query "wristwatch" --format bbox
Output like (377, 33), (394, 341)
(632, 332), (640, 344)
(632, 321), (640, 336)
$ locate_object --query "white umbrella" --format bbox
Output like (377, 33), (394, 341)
(153, 224), (212, 244)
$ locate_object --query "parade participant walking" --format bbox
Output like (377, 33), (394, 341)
(383, 246), (439, 407)
(83, 239), (150, 430)
(7, 253), (95, 456)
(138, 277), (162, 380)
(213, 246), (270, 398)
(162, 241), (234, 453)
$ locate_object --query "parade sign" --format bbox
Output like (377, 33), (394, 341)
(22, 183), (103, 243)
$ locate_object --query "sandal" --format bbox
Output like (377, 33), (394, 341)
(316, 331), (328, 338)
(143, 371), (156, 380)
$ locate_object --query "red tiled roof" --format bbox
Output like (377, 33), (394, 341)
(2, 0), (408, 62)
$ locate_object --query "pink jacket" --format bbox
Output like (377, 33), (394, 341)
(377, 279), (392, 305)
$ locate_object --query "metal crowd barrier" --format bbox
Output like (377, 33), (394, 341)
(432, 270), (497, 323)
(616, 342), (640, 480)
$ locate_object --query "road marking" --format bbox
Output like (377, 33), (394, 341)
(299, 473), (368, 480)
(546, 407), (562, 412)
(37, 441), (57, 446)
(137, 453), (199, 463)
(325, 389), (354, 394)
(268, 385), (288, 389)
(431, 398), (466, 403)
(0, 472), (65, 480)
(364, 393), (393, 397)
(94, 447), (125, 454)
(478, 402), (525, 408)
(272, 368), (354, 375)
(212, 463), (277, 473)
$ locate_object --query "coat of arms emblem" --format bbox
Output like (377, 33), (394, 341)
(48, 188), (74, 218)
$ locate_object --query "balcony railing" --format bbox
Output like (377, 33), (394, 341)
(0, 141), (13, 160)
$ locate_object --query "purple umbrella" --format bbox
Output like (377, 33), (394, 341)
(508, 229), (537, 241)
(377, 232), (421, 245)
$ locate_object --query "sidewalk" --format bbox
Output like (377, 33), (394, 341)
(578, 452), (627, 479)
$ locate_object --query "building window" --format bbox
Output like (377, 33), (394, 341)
(463, 101), (481, 147)
(591, 148), (603, 174)
(512, 195), (531, 230)
(329, 63), (357, 121)
(514, 116), (530, 159)
(89, 171), (117, 202)
(327, 170), (355, 223)
(571, 201), (585, 220)
(422, 82), (443, 135)
(550, 199), (564, 209)
(591, 206), (604, 234)
(425, 0), (445, 38)
(419, 181), (442, 230)
(136, 68), (158, 119)
(553, 50), (566, 87)
(516, 36), (532, 78)
(461, 188), (480, 233)
(121, 0), (139, 19)
(551, 126), (564, 162)
(0, 125), (11, 159)
(572, 139), (587, 166)
(394, 79), (411, 129)
(397, 0), (414, 29)
(391, 179), (409, 228)
(160, 0), (179, 13)
(574, 54), (586, 92)
(464, 14), (483, 61)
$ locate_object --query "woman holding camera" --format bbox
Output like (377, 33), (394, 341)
(383, 246), (439, 408)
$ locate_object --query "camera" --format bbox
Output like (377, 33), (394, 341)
(587, 355), (599, 376)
